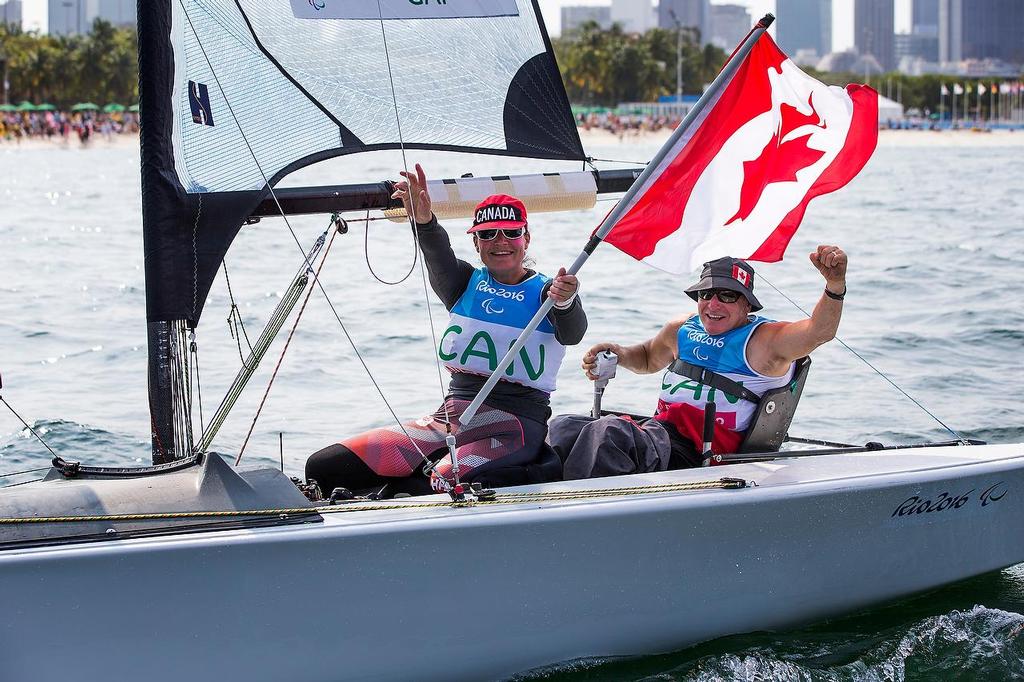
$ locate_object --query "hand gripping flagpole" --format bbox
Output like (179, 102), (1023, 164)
(457, 15), (776, 429)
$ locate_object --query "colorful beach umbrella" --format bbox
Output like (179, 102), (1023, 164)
(102, 103), (126, 113)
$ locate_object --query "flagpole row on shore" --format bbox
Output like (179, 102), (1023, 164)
(939, 80), (1024, 126)
(456, 15), (777, 429)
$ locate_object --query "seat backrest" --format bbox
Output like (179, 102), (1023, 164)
(474, 443), (563, 488)
(737, 356), (811, 454)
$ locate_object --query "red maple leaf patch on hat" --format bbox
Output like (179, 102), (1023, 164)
(732, 265), (750, 286)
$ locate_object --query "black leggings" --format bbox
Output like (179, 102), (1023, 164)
(305, 444), (436, 497)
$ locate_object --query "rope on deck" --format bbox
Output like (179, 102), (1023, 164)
(0, 477), (749, 524)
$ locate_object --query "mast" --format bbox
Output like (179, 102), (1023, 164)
(138, 0), (183, 463)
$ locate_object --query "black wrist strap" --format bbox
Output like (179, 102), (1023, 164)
(824, 286), (846, 301)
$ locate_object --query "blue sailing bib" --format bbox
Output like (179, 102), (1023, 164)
(659, 315), (793, 432)
(438, 269), (565, 393)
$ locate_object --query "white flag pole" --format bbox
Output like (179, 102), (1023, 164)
(456, 15), (777, 428)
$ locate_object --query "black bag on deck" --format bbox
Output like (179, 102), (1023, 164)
(547, 414), (672, 481)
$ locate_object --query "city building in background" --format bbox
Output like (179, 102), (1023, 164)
(658, 0), (710, 45)
(610, 0), (655, 34)
(97, 0), (136, 28)
(1, 0), (22, 28)
(895, 32), (939, 73)
(939, 0), (1023, 64)
(936, 0), (1024, 76)
(709, 4), (750, 51)
(775, 0), (831, 65)
(561, 5), (611, 34)
(912, 0), (938, 37)
(47, 0), (136, 35)
(893, 0), (939, 68)
(48, 0), (88, 36)
(817, 49), (883, 76)
(855, 0), (895, 72)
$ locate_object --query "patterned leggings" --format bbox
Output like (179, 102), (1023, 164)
(306, 398), (546, 494)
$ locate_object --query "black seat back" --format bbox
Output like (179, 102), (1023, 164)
(738, 356), (811, 453)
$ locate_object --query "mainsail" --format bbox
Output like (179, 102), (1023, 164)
(141, 0), (583, 324)
(139, 0), (584, 460)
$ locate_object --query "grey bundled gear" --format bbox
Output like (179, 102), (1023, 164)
(547, 414), (672, 481)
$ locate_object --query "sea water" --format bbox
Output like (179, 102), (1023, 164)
(1, 133), (1022, 679)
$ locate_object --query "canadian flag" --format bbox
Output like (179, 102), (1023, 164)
(601, 33), (877, 274)
(732, 264), (750, 286)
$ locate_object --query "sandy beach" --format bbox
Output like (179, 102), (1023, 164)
(577, 126), (1024, 148)
(3, 127), (1021, 153)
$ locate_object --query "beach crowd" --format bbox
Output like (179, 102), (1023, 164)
(2, 109), (1017, 148)
(576, 112), (683, 136)
(1, 110), (140, 145)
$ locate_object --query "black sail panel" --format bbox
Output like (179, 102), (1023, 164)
(504, 53), (587, 159)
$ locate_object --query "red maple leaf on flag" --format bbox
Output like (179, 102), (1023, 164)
(725, 94), (827, 226)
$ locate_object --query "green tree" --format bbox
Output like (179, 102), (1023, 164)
(0, 21), (137, 108)
(554, 25), (728, 106)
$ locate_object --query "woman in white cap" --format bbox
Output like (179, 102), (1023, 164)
(306, 164), (586, 496)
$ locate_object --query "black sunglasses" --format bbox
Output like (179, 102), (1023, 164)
(475, 227), (526, 241)
(697, 289), (743, 304)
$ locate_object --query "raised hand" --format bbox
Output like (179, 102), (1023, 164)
(391, 162), (433, 224)
(809, 244), (847, 290)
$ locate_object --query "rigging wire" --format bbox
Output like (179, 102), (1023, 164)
(363, 208), (418, 285)
(178, 1), (433, 468)
(374, 0), (456, 479)
(0, 397), (60, 462)
(223, 262), (255, 365)
(197, 232), (325, 455)
(759, 274), (969, 444)
(235, 216), (342, 465)
(1, 477), (47, 488)
(189, 330), (205, 435)
(0, 465), (52, 479)
(587, 156), (648, 166)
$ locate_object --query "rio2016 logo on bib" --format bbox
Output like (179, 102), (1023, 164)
(475, 280), (525, 302)
(687, 330), (725, 348)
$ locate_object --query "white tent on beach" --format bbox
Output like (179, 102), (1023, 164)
(878, 94), (905, 122)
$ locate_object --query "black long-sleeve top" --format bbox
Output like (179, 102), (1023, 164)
(416, 216), (587, 424)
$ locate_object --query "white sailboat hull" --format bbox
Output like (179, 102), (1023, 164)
(2, 444), (1023, 681)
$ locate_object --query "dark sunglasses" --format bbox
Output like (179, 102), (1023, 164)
(697, 289), (743, 304)
(475, 227), (526, 241)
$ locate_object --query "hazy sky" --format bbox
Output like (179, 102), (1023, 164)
(17, 0), (46, 33)
(538, 0), (914, 52)
(15, 0), (913, 48)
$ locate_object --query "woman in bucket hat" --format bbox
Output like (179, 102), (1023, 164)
(306, 164), (586, 497)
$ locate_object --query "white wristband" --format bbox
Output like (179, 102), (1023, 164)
(553, 291), (578, 310)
